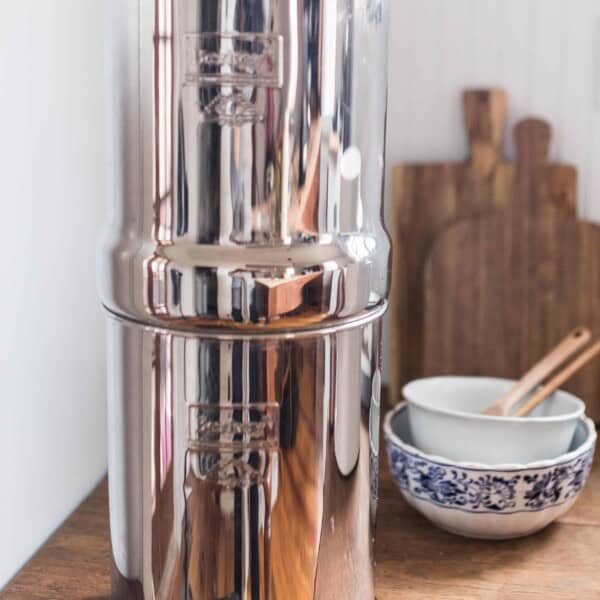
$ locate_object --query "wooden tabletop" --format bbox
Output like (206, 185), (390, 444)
(3, 449), (600, 599)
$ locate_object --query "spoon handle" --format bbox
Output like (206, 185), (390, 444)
(482, 327), (591, 416)
(514, 341), (600, 417)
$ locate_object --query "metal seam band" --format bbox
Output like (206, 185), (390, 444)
(103, 301), (388, 340)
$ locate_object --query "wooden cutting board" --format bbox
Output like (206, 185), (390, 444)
(424, 118), (600, 420)
(389, 89), (577, 403)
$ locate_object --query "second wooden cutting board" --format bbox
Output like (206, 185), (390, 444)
(424, 119), (600, 421)
(389, 89), (577, 404)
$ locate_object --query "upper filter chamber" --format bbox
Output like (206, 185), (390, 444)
(100, 0), (390, 331)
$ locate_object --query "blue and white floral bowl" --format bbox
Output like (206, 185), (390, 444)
(384, 402), (596, 540)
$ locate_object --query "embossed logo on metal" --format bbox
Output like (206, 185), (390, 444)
(188, 403), (280, 451)
(191, 454), (270, 489)
(185, 33), (284, 88)
(188, 403), (279, 488)
(200, 91), (264, 126)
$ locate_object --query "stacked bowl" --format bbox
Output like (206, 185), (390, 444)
(384, 377), (596, 539)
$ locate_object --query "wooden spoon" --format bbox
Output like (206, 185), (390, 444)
(482, 327), (591, 416)
(514, 341), (600, 417)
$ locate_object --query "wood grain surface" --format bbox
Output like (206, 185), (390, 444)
(4, 442), (600, 599)
(424, 118), (600, 421)
(390, 89), (512, 402)
(390, 89), (577, 405)
(1, 479), (111, 600)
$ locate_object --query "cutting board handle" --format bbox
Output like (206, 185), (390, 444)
(463, 89), (507, 172)
(515, 118), (552, 166)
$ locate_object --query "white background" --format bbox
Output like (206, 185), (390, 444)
(1, 0), (600, 589)
(0, 0), (106, 587)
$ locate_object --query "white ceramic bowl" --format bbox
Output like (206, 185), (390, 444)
(384, 402), (596, 540)
(405, 376), (585, 464)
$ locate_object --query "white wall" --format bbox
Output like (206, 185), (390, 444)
(0, 1), (107, 588)
(387, 0), (600, 222)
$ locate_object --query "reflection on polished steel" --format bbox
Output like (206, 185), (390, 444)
(101, 0), (390, 330)
(102, 0), (390, 598)
(108, 313), (383, 599)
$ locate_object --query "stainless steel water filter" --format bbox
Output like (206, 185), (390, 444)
(101, 1), (390, 598)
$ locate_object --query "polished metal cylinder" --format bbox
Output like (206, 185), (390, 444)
(101, 1), (390, 598)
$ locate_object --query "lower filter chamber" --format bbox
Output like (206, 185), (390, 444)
(107, 311), (383, 600)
